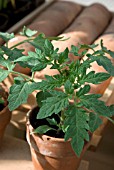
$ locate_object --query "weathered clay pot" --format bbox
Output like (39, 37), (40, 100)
(34, 3), (111, 79)
(0, 84), (11, 146)
(0, 106), (11, 146)
(28, 1), (82, 37)
(7, 35), (35, 75)
(26, 108), (89, 170)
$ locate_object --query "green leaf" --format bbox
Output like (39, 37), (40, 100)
(46, 118), (58, 126)
(89, 112), (102, 132)
(81, 71), (111, 84)
(44, 39), (54, 55)
(14, 51), (41, 69)
(95, 55), (114, 76)
(0, 57), (15, 71)
(0, 32), (14, 42)
(64, 105), (89, 157)
(30, 33), (46, 51)
(100, 39), (114, 59)
(64, 80), (74, 94)
(14, 77), (25, 84)
(32, 63), (47, 72)
(1, 46), (24, 61)
(0, 68), (9, 82)
(76, 85), (90, 97)
(36, 91), (52, 107)
(58, 48), (69, 64)
(70, 45), (79, 56)
(37, 91), (69, 119)
(8, 81), (38, 111)
(80, 94), (111, 117)
(34, 125), (55, 134)
(37, 75), (63, 91)
(20, 26), (37, 37)
(79, 44), (98, 50)
(108, 105), (114, 117)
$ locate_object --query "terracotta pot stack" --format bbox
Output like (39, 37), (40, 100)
(28, 1), (82, 36)
(34, 3), (112, 79)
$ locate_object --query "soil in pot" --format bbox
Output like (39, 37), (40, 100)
(0, 84), (11, 146)
(27, 107), (89, 170)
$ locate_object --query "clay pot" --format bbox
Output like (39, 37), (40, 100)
(26, 108), (89, 170)
(104, 16), (114, 34)
(0, 84), (11, 146)
(0, 106), (11, 145)
(28, 1), (82, 37)
(7, 35), (35, 75)
(34, 3), (111, 79)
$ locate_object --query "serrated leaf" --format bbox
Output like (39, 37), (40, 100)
(58, 48), (69, 64)
(89, 112), (102, 132)
(1, 46), (24, 61)
(70, 45), (80, 56)
(14, 51), (41, 69)
(34, 125), (55, 134)
(37, 75), (63, 91)
(81, 71), (111, 84)
(8, 81), (39, 111)
(64, 105), (89, 156)
(0, 68), (9, 82)
(30, 33), (46, 51)
(64, 80), (74, 94)
(95, 55), (114, 76)
(0, 57), (15, 70)
(100, 39), (114, 59)
(37, 92), (69, 119)
(0, 32), (14, 42)
(20, 26), (37, 37)
(36, 91), (52, 107)
(108, 105), (114, 117)
(80, 94), (111, 117)
(32, 63), (47, 72)
(76, 85), (90, 97)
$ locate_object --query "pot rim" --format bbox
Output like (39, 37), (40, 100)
(27, 108), (70, 143)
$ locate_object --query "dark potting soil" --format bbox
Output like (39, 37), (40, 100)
(29, 107), (65, 138)
(0, 103), (5, 111)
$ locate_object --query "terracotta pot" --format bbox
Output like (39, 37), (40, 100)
(0, 84), (11, 146)
(34, 3), (111, 79)
(0, 106), (11, 146)
(26, 108), (89, 170)
(28, 1), (82, 37)
(7, 35), (35, 75)
(104, 16), (114, 34)
(52, 3), (111, 56)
